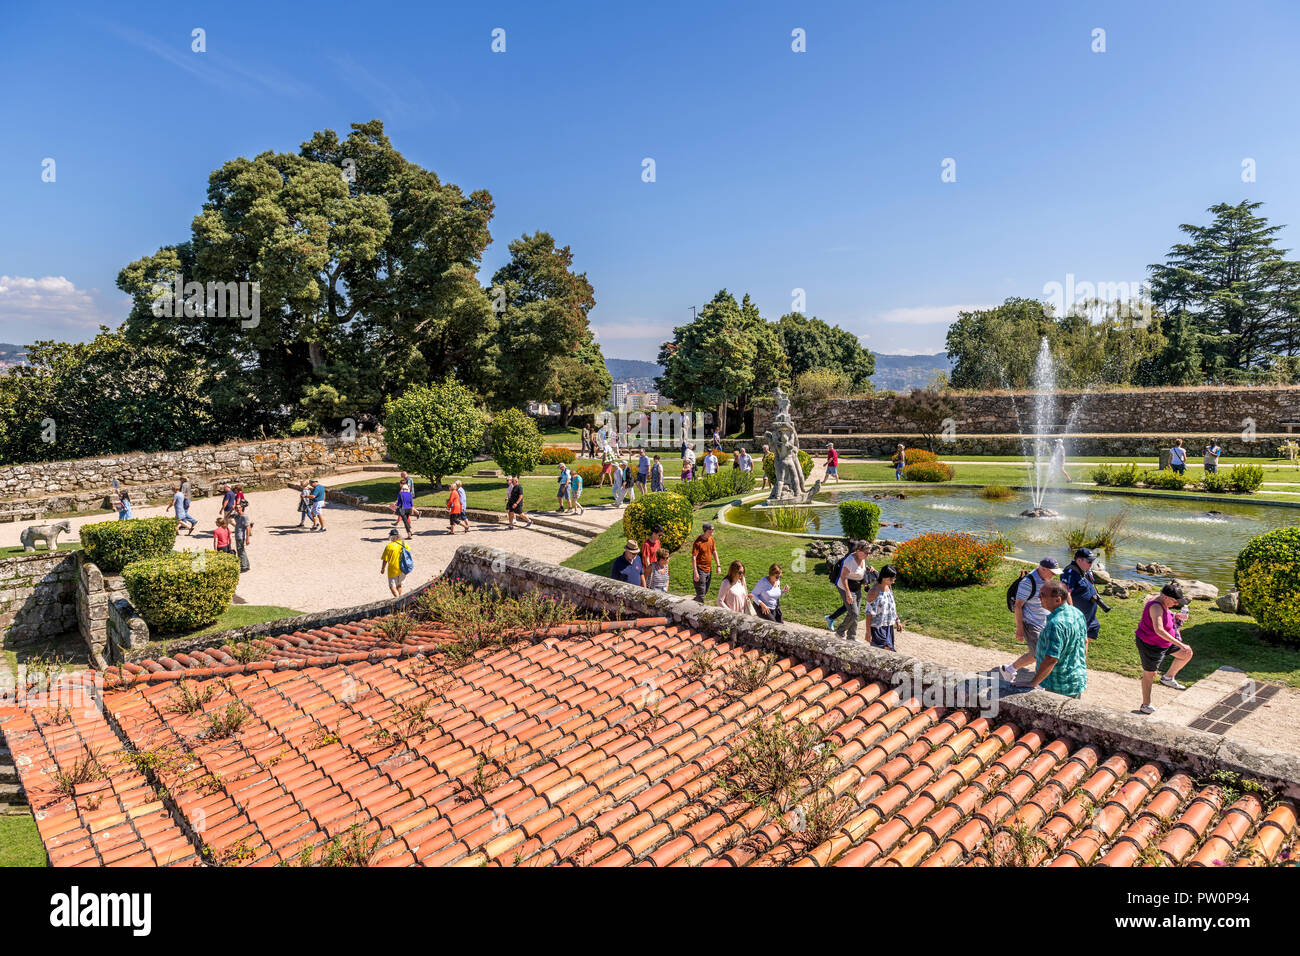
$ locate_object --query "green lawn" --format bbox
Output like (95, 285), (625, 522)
(0, 542), (82, 558)
(562, 508), (1300, 688)
(147, 604), (303, 647)
(0, 815), (45, 867)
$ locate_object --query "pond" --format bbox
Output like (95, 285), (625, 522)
(726, 486), (1299, 591)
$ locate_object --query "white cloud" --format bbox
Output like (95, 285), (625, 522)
(873, 303), (994, 325)
(0, 276), (114, 342)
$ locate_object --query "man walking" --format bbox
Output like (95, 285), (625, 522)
(1000, 559), (1061, 682)
(506, 476), (533, 528)
(308, 478), (328, 531)
(703, 449), (719, 477)
(172, 483), (198, 535)
(1018, 578), (1088, 699)
(636, 449), (650, 497)
(231, 500), (253, 572)
(381, 529), (408, 596)
(691, 522), (723, 602)
(825, 442), (840, 483)
(1061, 547), (1103, 651)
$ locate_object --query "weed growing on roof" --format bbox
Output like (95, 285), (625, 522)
(788, 783), (856, 850)
(169, 679), (219, 715)
(51, 749), (105, 798)
(685, 648), (715, 682)
(118, 745), (189, 800)
(717, 713), (833, 813)
(460, 749), (504, 802)
(286, 824), (382, 867)
(44, 705), (72, 725)
(392, 699), (438, 742)
(984, 822), (1049, 867)
(197, 771), (226, 796)
(22, 650), (70, 692)
(1203, 769), (1275, 808)
(413, 579), (580, 650)
(203, 838), (255, 866)
(227, 640), (267, 664)
(725, 653), (775, 697)
(203, 701), (250, 739)
(310, 726), (342, 749)
(376, 612), (416, 643)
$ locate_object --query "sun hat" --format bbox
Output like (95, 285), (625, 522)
(623, 539), (639, 554)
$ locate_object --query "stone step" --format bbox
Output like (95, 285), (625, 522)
(0, 781), (26, 806)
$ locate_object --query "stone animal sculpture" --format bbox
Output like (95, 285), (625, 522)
(21, 519), (71, 552)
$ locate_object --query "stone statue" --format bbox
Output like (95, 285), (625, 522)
(21, 519), (71, 552)
(760, 386), (823, 506)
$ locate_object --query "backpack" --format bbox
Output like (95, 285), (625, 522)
(399, 544), (413, 574)
(828, 555), (845, 585)
(1006, 569), (1037, 612)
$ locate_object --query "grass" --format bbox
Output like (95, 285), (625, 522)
(562, 508), (1300, 688)
(0, 815), (46, 867)
(0, 542), (82, 558)
(152, 604), (302, 643)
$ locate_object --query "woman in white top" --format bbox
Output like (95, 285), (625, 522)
(717, 561), (752, 614)
(750, 564), (787, 622)
(863, 565), (903, 651)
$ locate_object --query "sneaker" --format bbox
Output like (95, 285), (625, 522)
(1139, 704), (1156, 715)
(1159, 675), (1187, 691)
(824, 615), (835, 631)
(1000, 664), (1017, 683)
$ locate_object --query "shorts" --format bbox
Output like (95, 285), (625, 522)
(571, 489), (582, 500)
(602, 463), (613, 475)
(1021, 620), (1043, 654)
(310, 501), (324, 517)
(388, 572), (407, 587)
(507, 502), (523, 515)
(1171, 462), (1186, 475)
(1136, 636), (1170, 672)
(826, 466), (838, 476)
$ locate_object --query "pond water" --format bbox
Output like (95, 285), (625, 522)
(727, 487), (1299, 590)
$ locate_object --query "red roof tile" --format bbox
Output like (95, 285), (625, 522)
(3, 614), (1297, 867)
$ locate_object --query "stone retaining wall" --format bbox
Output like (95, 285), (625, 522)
(443, 544), (1300, 796)
(0, 433), (386, 516)
(756, 385), (1300, 439)
(0, 550), (79, 646)
(76, 556), (135, 664)
(726, 434), (1297, 458)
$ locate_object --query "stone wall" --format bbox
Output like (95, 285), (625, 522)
(76, 556), (134, 665)
(755, 385), (1300, 439)
(724, 434), (1293, 458)
(443, 545), (1300, 796)
(0, 433), (386, 515)
(0, 550), (79, 646)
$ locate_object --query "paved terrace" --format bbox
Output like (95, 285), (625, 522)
(0, 549), (1295, 867)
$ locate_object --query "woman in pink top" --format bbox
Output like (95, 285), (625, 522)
(1134, 582), (1194, 715)
(716, 561), (752, 614)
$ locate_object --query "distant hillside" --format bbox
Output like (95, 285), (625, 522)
(870, 352), (951, 391)
(605, 358), (663, 381)
(0, 343), (27, 365)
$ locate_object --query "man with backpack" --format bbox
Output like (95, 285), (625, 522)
(1061, 547), (1106, 652)
(381, 528), (413, 596)
(999, 558), (1061, 682)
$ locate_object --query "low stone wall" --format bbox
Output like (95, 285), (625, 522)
(443, 544), (1300, 796)
(756, 385), (1300, 439)
(76, 556), (135, 664)
(0, 433), (386, 516)
(0, 550), (79, 646)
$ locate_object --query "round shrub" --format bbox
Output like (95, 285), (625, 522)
(1235, 527), (1300, 644)
(839, 500), (881, 542)
(123, 550), (241, 633)
(903, 461), (955, 482)
(539, 446), (576, 466)
(1199, 470), (1233, 494)
(1091, 464), (1115, 486)
(622, 492), (694, 552)
(894, 448), (938, 465)
(1227, 464), (1264, 493)
(79, 516), (177, 573)
(894, 532), (1010, 587)
(570, 462), (604, 486)
(490, 408), (544, 477)
(383, 378), (485, 487)
(763, 450), (814, 484)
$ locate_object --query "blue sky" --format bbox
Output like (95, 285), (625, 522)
(2, 0), (1298, 360)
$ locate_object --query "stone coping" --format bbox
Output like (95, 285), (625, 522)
(442, 544), (1300, 797)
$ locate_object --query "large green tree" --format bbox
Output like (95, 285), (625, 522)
(1149, 201), (1300, 377)
(656, 290), (758, 434)
(0, 329), (215, 464)
(117, 120), (495, 431)
(775, 312), (875, 388)
(382, 378), (485, 489)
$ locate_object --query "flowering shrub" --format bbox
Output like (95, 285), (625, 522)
(623, 492), (694, 551)
(893, 532), (1010, 587)
(903, 461), (955, 482)
(893, 448), (938, 465)
(1236, 526), (1300, 645)
(569, 463), (604, 487)
(539, 446), (576, 465)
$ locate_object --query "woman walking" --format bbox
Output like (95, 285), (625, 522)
(863, 565), (903, 650)
(612, 458), (627, 507)
(651, 455), (665, 492)
(894, 444), (906, 481)
(1135, 583), (1194, 715)
(717, 561), (753, 614)
(750, 564), (788, 622)
(447, 484), (466, 533)
(212, 516), (233, 554)
(115, 490), (133, 520)
(622, 460), (636, 503)
(395, 479), (415, 538)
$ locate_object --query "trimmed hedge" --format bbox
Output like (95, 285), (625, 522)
(79, 517), (177, 573)
(675, 469), (755, 506)
(622, 492), (694, 552)
(903, 461), (955, 482)
(1235, 526), (1300, 645)
(894, 532), (1010, 587)
(838, 500), (881, 542)
(1140, 468), (1189, 490)
(539, 446), (576, 466)
(123, 550), (241, 633)
(1092, 462), (1142, 487)
(490, 408), (544, 477)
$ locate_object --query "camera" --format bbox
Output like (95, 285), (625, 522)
(1095, 596), (1112, 613)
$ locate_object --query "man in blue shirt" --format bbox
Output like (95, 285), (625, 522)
(1060, 547), (1101, 651)
(610, 539), (643, 585)
(636, 450), (650, 496)
(1021, 579), (1088, 698)
(309, 478), (327, 532)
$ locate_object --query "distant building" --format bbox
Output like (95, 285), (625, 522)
(611, 384), (628, 407)
(625, 393), (642, 410)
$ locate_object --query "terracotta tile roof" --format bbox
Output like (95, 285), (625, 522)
(3, 617), (1296, 867)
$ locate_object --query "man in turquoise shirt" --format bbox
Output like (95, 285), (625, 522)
(1021, 578), (1088, 699)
